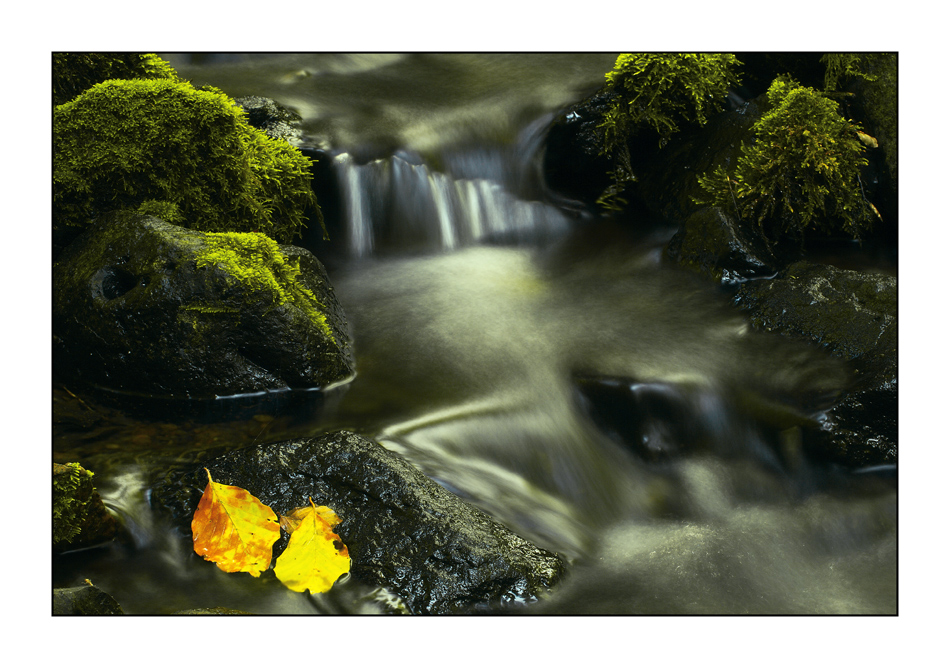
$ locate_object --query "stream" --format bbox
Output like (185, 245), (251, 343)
(52, 53), (896, 614)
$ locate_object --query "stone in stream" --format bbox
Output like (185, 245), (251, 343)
(734, 261), (897, 466)
(52, 212), (353, 401)
(153, 430), (565, 614)
(53, 581), (124, 615)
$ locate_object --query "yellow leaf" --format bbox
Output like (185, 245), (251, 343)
(274, 498), (350, 594)
(191, 469), (280, 577)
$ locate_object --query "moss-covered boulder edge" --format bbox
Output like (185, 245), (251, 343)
(53, 54), (322, 256)
(53, 213), (354, 399)
(52, 54), (351, 402)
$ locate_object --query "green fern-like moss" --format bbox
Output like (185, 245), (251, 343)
(53, 463), (95, 545)
(695, 76), (878, 244)
(54, 78), (319, 245)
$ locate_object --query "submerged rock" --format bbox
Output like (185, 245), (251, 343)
(153, 430), (565, 614)
(734, 261), (897, 465)
(52, 212), (353, 400)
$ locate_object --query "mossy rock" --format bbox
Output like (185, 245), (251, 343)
(52, 213), (353, 400)
(53, 463), (118, 552)
(595, 53), (742, 211)
(695, 77), (879, 247)
(53, 78), (319, 255)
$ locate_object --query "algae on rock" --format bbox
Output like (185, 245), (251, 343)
(53, 78), (320, 250)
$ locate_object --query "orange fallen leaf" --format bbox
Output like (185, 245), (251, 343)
(274, 498), (350, 594)
(191, 468), (280, 577)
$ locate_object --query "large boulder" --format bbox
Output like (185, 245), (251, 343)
(52, 213), (353, 400)
(53, 77), (318, 256)
(152, 430), (565, 614)
(734, 261), (897, 465)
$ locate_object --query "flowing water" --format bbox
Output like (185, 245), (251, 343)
(52, 54), (896, 614)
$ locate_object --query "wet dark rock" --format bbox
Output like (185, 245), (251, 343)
(235, 95), (304, 143)
(152, 430), (565, 614)
(734, 261), (897, 465)
(52, 212), (353, 401)
(542, 89), (617, 205)
(53, 581), (124, 615)
(665, 206), (777, 284)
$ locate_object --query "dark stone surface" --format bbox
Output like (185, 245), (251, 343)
(152, 430), (565, 614)
(52, 213), (353, 401)
(542, 89), (618, 205)
(235, 95), (304, 143)
(734, 261), (897, 465)
(53, 582), (124, 615)
(665, 206), (777, 284)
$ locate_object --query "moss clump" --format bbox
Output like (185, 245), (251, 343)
(597, 53), (742, 210)
(53, 463), (95, 546)
(695, 76), (879, 245)
(193, 232), (334, 341)
(53, 52), (180, 106)
(54, 78), (320, 245)
(821, 53), (897, 184)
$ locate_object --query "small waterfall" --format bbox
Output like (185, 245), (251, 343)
(333, 117), (585, 258)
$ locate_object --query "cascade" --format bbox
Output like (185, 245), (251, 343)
(332, 115), (586, 258)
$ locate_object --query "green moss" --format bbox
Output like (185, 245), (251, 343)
(596, 53), (742, 211)
(821, 53), (879, 92)
(191, 232), (334, 341)
(53, 463), (95, 545)
(54, 78), (320, 244)
(822, 53), (897, 184)
(695, 76), (878, 245)
(53, 52), (180, 106)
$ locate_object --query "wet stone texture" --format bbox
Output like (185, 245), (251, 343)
(52, 212), (353, 401)
(734, 261), (897, 466)
(53, 581), (124, 615)
(153, 430), (565, 614)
